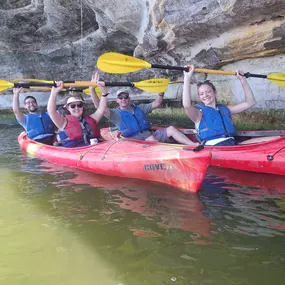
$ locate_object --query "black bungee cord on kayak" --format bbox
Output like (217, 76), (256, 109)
(267, 146), (285, 161)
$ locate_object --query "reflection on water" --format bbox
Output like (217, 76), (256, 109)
(42, 163), (212, 239)
(1, 124), (285, 285)
(202, 168), (285, 237)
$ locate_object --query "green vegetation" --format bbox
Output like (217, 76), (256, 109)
(149, 107), (194, 128)
(232, 110), (285, 130)
(0, 112), (16, 124)
(1, 107), (285, 130)
(0, 109), (14, 115)
(149, 107), (285, 130)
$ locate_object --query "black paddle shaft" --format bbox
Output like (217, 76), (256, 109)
(151, 64), (188, 72)
(13, 81), (136, 88)
(13, 80), (91, 89)
(244, 72), (267, 79)
(14, 82), (56, 88)
(105, 82), (134, 87)
(150, 65), (269, 76)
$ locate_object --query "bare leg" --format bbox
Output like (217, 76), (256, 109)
(166, 126), (198, 146)
(145, 135), (158, 142)
(239, 136), (281, 145)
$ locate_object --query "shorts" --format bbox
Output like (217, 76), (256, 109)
(152, 129), (169, 143)
(214, 138), (236, 146)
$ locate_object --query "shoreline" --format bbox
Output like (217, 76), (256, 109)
(1, 107), (284, 130)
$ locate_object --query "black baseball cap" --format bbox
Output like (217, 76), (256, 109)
(68, 87), (84, 92)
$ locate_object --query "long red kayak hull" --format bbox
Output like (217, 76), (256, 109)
(18, 132), (211, 193)
(101, 128), (285, 176)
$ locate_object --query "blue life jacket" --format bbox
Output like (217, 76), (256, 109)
(58, 115), (101, 148)
(196, 104), (235, 141)
(26, 112), (55, 139)
(118, 105), (152, 138)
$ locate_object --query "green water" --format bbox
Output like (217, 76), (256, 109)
(0, 122), (285, 285)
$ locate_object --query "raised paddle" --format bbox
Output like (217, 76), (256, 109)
(97, 52), (285, 87)
(16, 86), (102, 97)
(0, 78), (170, 93)
(11, 79), (102, 97)
(31, 82), (184, 96)
(97, 52), (235, 74)
(12, 78), (183, 87)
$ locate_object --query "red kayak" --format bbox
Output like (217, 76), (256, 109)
(101, 128), (285, 176)
(18, 132), (211, 193)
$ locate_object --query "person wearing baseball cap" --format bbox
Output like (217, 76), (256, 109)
(47, 79), (109, 148)
(89, 76), (197, 146)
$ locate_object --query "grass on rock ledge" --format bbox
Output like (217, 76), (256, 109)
(1, 107), (285, 130)
(149, 107), (285, 130)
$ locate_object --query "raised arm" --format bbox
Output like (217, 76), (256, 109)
(12, 88), (24, 121)
(47, 81), (66, 129)
(89, 71), (100, 108)
(228, 71), (256, 114)
(151, 92), (164, 109)
(182, 65), (202, 123)
(89, 71), (110, 118)
(90, 82), (109, 123)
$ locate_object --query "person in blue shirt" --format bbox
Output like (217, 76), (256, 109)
(13, 88), (55, 145)
(182, 65), (257, 146)
(89, 72), (197, 145)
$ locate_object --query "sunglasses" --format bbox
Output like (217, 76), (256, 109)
(118, 95), (129, 100)
(25, 101), (37, 105)
(69, 103), (83, 109)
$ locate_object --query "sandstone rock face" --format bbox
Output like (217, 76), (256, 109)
(1, 0), (285, 109)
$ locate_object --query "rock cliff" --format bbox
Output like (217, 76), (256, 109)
(1, 0), (285, 109)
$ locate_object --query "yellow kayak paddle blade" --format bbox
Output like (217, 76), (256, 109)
(133, 78), (169, 93)
(268, 79), (285, 88)
(267, 73), (285, 81)
(267, 73), (285, 87)
(0, 80), (15, 92)
(81, 87), (102, 97)
(97, 52), (151, 74)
